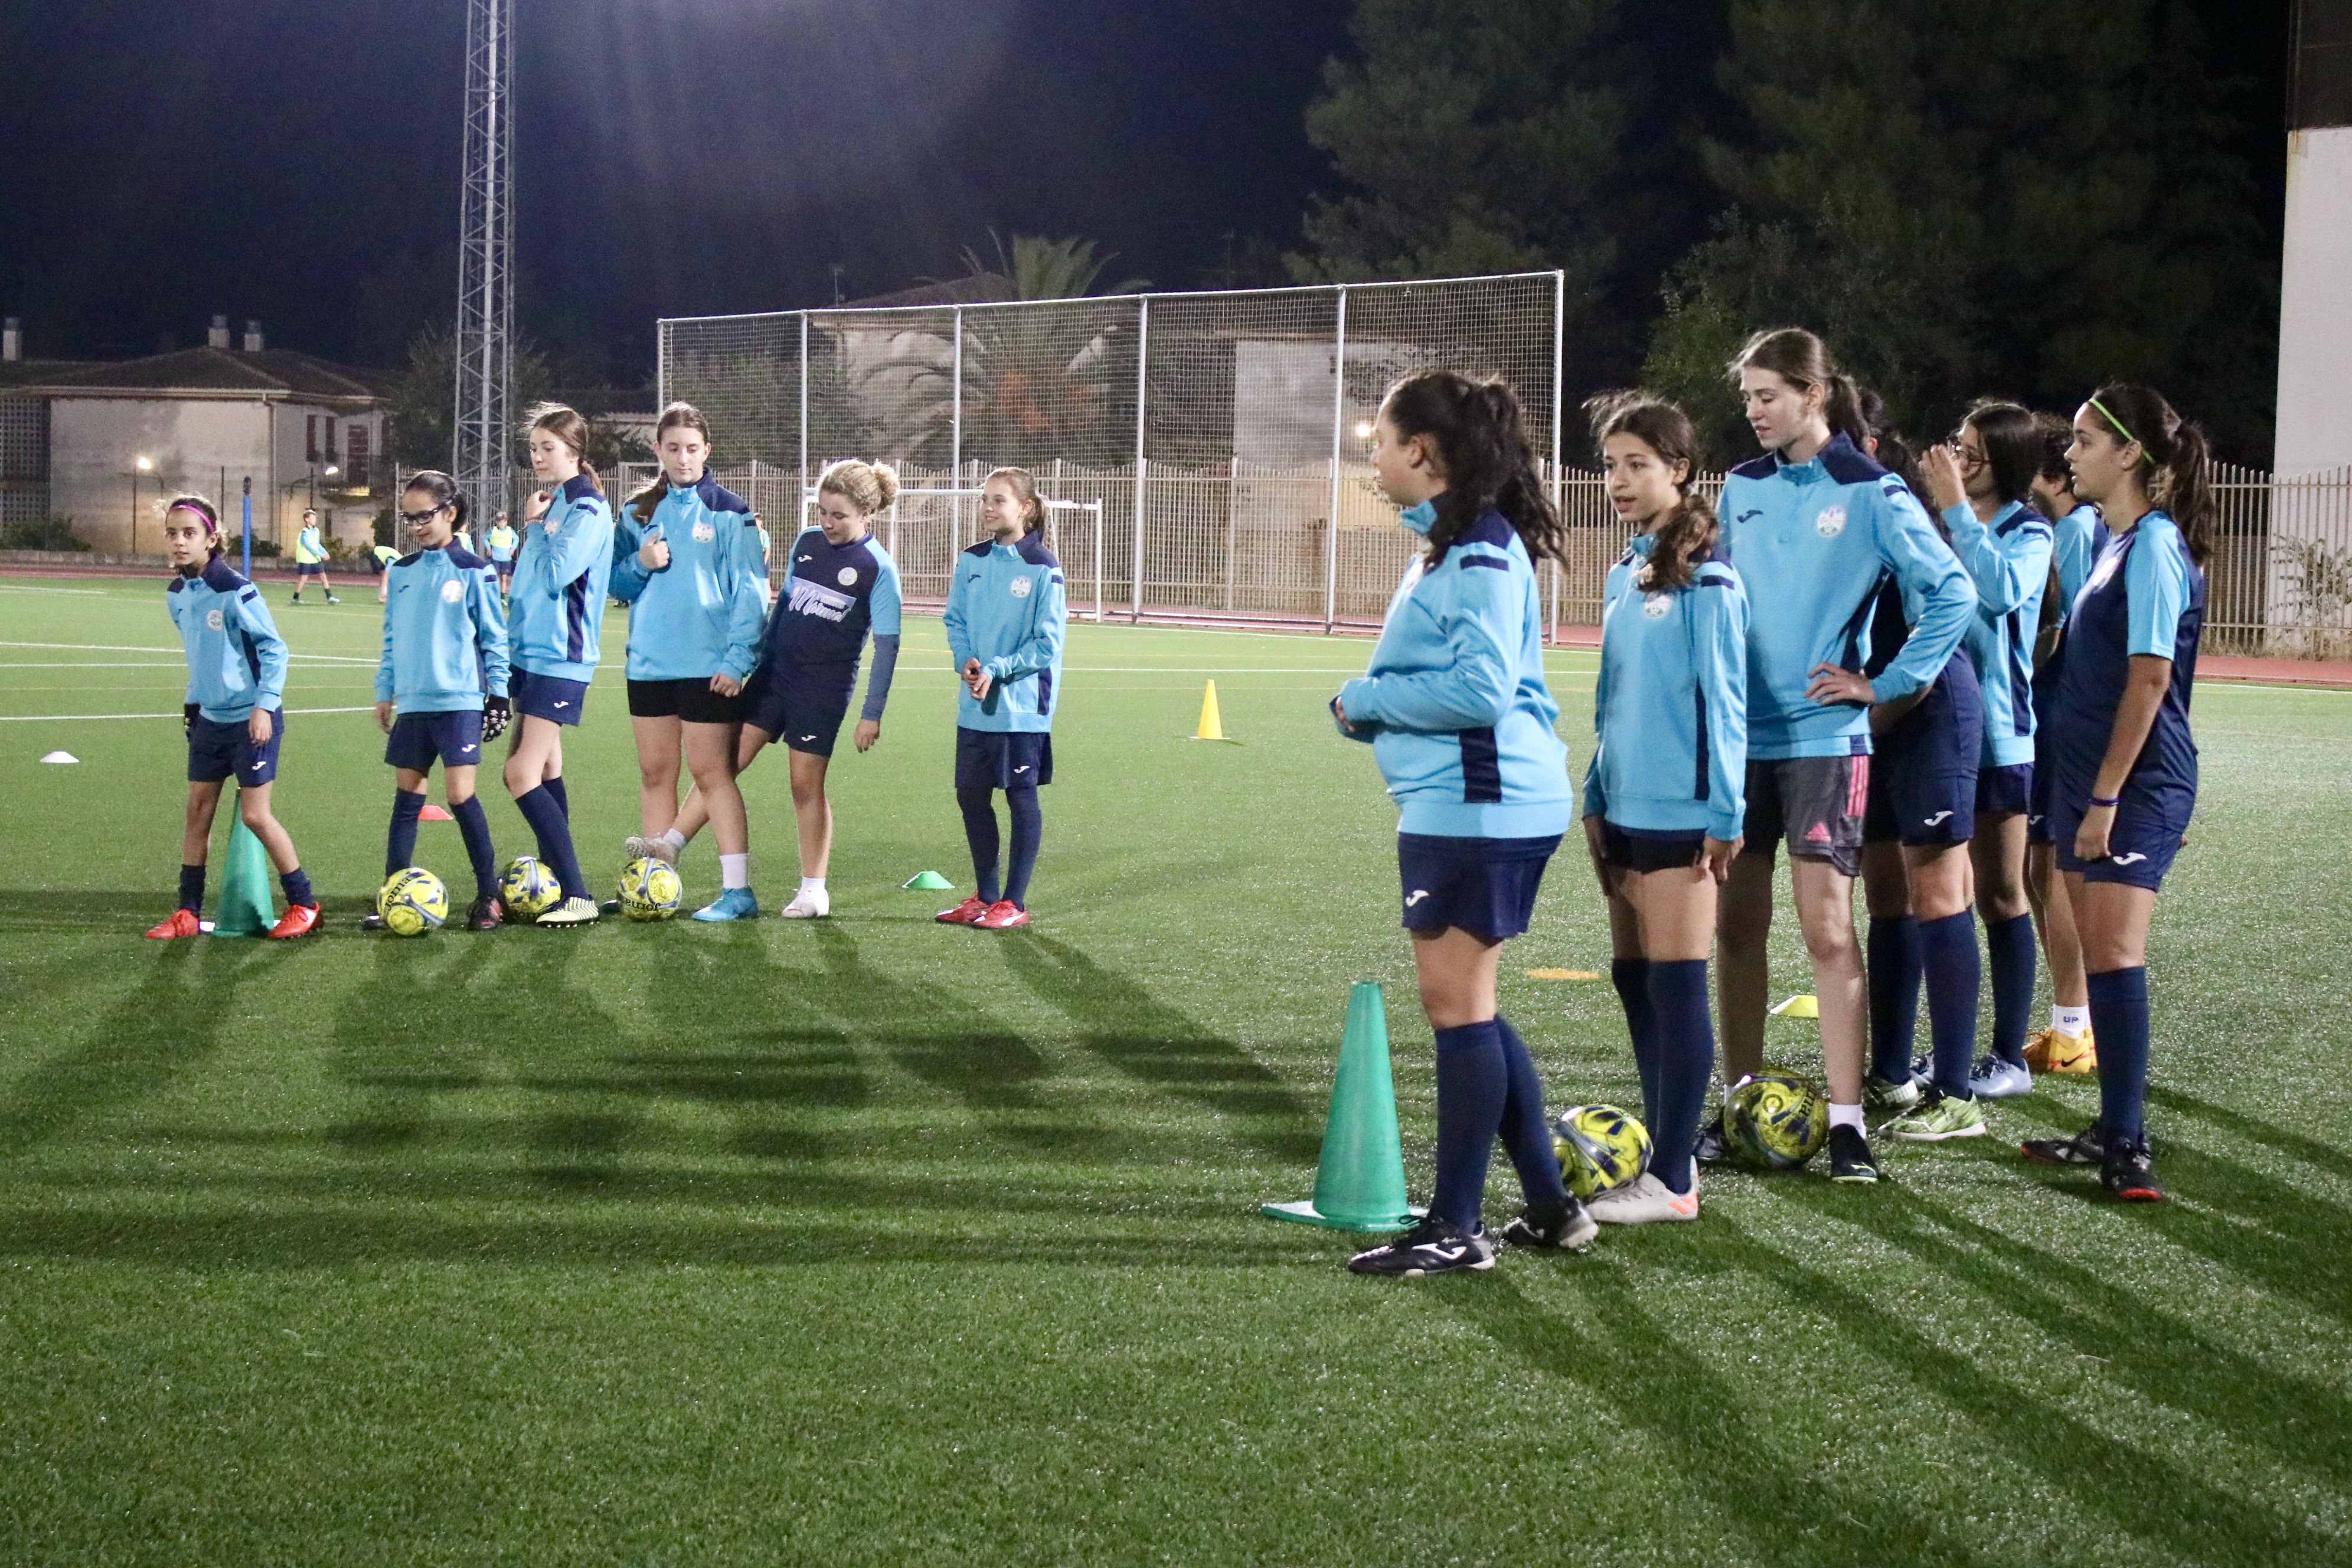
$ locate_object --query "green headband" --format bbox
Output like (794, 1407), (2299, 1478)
(2087, 395), (2139, 452)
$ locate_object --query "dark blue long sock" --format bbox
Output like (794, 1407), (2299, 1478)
(515, 785), (587, 900)
(1431, 1020), (1507, 1230)
(387, 789), (425, 878)
(1491, 1015), (1568, 1208)
(1917, 910), (1981, 1098)
(543, 774), (569, 817)
(1611, 958), (1658, 1127)
(1004, 786), (1041, 909)
(1984, 913), (2037, 1067)
(280, 868), (314, 909)
(1867, 914), (1923, 1082)
(451, 795), (498, 899)
(957, 786), (1001, 904)
(178, 864), (206, 913)
(2088, 966), (2152, 1139)
(1646, 959), (1713, 1195)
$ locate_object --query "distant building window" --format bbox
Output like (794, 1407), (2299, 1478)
(305, 414), (318, 462)
(324, 419), (335, 463)
(347, 424), (370, 489)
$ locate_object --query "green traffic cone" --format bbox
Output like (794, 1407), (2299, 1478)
(1261, 981), (1423, 1232)
(903, 870), (954, 891)
(211, 809), (276, 936)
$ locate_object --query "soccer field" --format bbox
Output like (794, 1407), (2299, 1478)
(2, 571), (2349, 1566)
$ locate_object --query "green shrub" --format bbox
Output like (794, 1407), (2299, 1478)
(0, 516), (91, 551)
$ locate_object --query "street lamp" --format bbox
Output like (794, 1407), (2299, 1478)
(131, 456), (153, 553)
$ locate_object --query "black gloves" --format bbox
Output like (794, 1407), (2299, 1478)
(482, 694), (512, 741)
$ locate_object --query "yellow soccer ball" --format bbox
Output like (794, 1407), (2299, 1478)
(1553, 1103), (1652, 1200)
(617, 856), (681, 921)
(380, 868), (447, 937)
(1726, 1072), (1830, 1170)
(498, 855), (561, 921)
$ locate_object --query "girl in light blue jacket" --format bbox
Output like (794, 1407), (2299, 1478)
(1331, 370), (1587, 1278)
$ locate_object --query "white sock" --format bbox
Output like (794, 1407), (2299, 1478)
(799, 877), (826, 895)
(2053, 1004), (2089, 1038)
(720, 853), (749, 890)
(1828, 1102), (1865, 1132)
(658, 828), (686, 854)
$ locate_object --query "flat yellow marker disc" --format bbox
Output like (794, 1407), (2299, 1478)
(1524, 968), (1602, 981)
(1770, 994), (1821, 1018)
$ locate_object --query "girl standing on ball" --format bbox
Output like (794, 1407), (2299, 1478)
(2022, 384), (2210, 1201)
(609, 403), (768, 922)
(1580, 396), (1745, 1224)
(503, 404), (615, 926)
(1334, 370), (1589, 1276)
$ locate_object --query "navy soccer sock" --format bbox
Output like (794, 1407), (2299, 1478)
(515, 785), (587, 901)
(1984, 913), (2037, 1067)
(1492, 1015), (1568, 1208)
(1611, 957), (1658, 1127)
(543, 775), (569, 818)
(2088, 966), (2152, 1140)
(1003, 786), (1041, 909)
(387, 789), (426, 878)
(279, 868), (314, 909)
(1646, 958), (1713, 1195)
(451, 795), (498, 899)
(957, 786), (1001, 904)
(1918, 910), (1981, 1098)
(178, 864), (206, 914)
(1431, 1020), (1507, 1231)
(1867, 914), (1923, 1082)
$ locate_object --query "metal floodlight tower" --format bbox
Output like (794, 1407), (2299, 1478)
(452, 0), (514, 523)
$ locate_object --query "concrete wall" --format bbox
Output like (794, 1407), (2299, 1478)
(2275, 125), (2352, 476)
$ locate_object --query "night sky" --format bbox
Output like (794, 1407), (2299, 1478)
(0, 0), (2285, 388)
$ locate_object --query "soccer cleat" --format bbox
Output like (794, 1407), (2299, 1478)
(535, 896), (601, 926)
(1586, 1168), (1700, 1224)
(1347, 1214), (1495, 1276)
(265, 903), (322, 940)
(2020, 1121), (2116, 1167)
(1969, 1054), (2033, 1099)
(2101, 1135), (2162, 1201)
(1882, 1087), (1988, 1142)
(2043, 1027), (2098, 1074)
(691, 887), (760, 923)
(778, 887), (830, 919)
(1694, 1111), (1733, 1166)
(974, 900), (1030, 930)
(325, 594), (341, 605)
(465, 895), (502, 932)
(145, 908), (202, 940)
(1500, 1196), (1599, 1250)
(1865, 1071), (1925, 1118)
(360, 912), (387, 932)
(935, 897), (990, 926)
(1828, 1123), (1880, 1184)
(623, 835), (677, 866)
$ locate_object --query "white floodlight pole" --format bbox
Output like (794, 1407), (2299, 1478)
(1325, 286), (1348, 634)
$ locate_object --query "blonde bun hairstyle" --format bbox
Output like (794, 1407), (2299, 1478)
(818, 458), (900, 517)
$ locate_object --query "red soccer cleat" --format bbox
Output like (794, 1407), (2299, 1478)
(935, 896), (990, 925)
(974, 900), (1030, 930)
(266, 903), (323, 940)
(144, 909), (201, 940)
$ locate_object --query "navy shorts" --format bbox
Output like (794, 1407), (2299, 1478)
(1862, 661), (1981, 847)
(955, 726), (1053, 789)
(1600, 822), (1706, 874)
(509, 668), (590, 727)
(744, 662), (856, 754)
(187, 710), (284, 786)
(386, 708), (485, 771)
(296, 561), (324, 577)
(628, 676), (743, 726)
(1397, 832), (1561, 939)
(1977, 762), (2032, 818)
(1742, 755), (1868, 876)
(2052, 780), (2193, 891)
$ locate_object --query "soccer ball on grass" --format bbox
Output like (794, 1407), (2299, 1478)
(1724, 1072), (1830, 1170)
(378, 868), (447, 937)
(616, 856), (682, 921)
(1554, 1103), (1652, 1200)
(498, 855), (561, 922)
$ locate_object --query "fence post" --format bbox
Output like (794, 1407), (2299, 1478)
(1325, 285), (1348, 635)
(1132, 295), (1149, 623)
(797, 313), (809, 533)
(951, 306), (965, 550)
(1226, 453), (1240, 612)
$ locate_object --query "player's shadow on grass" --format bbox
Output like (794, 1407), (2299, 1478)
(0, 936), (285, 1158)
(2145, 1083), (2352, 1187)
(0, 889), (163, 933)
(1857, 1184), (2352, 1487)
(995, 933), (1322, 1167)
(1748, 1187), (2344, 1563)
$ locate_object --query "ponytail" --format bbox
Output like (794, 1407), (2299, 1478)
(1730, 328), (1870, 449)
(629, 401), (713, 522)
(1585, 391), (1715, 590)
(1381, 369), (1566, 571)
(1824, 375), (1868, 447)
(525, 403), (602, 497)
(2086, 383), (2213, 566)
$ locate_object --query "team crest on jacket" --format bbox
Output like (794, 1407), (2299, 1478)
(1814, 505), (1847, 538)
(205, 608), (224, 631)
(692, 521), (715, 544)
(1009, 576), (1032, 599)
(1642, 592), (1671, 619)
(837, 567), (858, 587)
(441, 579), (465, 603)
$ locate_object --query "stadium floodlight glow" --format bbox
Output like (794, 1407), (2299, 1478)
(135, 456), (153, 471)
(1353, 421), (1374, 442)
(324, 464), (341, 478)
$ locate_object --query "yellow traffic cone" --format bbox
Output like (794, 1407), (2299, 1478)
(1188, 680), (1242, 743)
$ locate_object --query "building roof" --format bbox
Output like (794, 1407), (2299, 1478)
(24, 346), (385, 404)
(0, 358), (102, 391)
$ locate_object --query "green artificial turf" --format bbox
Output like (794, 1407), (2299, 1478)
(2, 571), (2349, 1566)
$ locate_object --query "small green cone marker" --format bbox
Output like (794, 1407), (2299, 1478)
(212, 809), (277, 937)
(903, 870), (955, 891)
(1262, 981), (1423, 1231)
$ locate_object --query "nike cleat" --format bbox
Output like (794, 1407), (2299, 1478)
(1866, 1071), (1926, 1118)
(266, 904), (322, 939)
(2040, 1027), (2098, 1074)
(691, 888), (760, 923)
(1587, 1168), (1700, 1224)
(535, 896), (601, 927)
(935, 897), (990, 926)
(1500, 1197), (1599, 1250)
(778, 887), (830, 919)
(1828, 1123), (1880, 1184)
(2021, 1121), (2116, 1167)
(1969, 1054), (2033, 1099)
(1883, 1087), (1988, 1141)
(974, 900), (1030, 930)
(1347, 1214), (1495, 1277)
(145, 909), (202, 940)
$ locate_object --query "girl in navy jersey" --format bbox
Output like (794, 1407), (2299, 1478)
(2022, 385), (2209, 1201)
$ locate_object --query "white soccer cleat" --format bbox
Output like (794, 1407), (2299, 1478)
(779, 887), (830, 919)
(1586, 1167), (1700, 1224)
(623, 835), (677, 866)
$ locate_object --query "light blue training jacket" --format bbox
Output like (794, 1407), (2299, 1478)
(168, 557), (288, 721)
(608, 473), (769, 684)
(1719, 433), (1974, 759)
(1582, 537), (1749, 842)
(375, 541), (508, 713)
(2052, 504), (2103, 625)
(1338, 503), (1573, 839)
(943, 533), (1067, 733)
(507, 473), (615, 682)
(1943, 499), (2052, 768)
